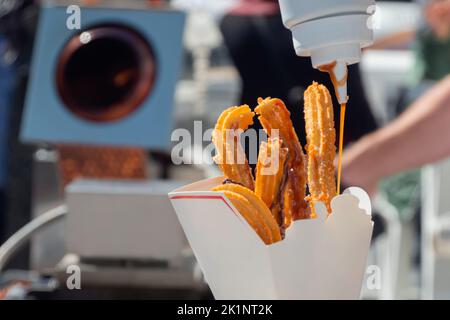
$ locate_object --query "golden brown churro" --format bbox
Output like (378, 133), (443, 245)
(212, 105), (255, 190)
(255, 98), (309, 225)
(211, 83), (338, 243)
(255, 138), (288, 227)
(213, 184), (282, 244)
(304, 82), (336, 213)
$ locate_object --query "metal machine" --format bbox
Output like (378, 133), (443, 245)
(0, 2), (212, 299)
(21, 4), (184, 148)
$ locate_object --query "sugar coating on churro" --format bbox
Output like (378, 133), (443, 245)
(212, 86), (337, 244)
(304, 82), (336, 213)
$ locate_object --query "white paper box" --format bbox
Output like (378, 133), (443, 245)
(169, 177), (373, 299)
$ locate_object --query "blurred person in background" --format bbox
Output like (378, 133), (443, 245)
(341, 74), (450, 196)
(370, 0), (450, 103)
(340, 76), (450, 276)
(353, 0), (450, 237)
(414, 0), (450, 85)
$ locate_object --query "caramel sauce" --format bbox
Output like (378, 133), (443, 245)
(318, 61), (348, 195)
(337, 103), (346, 195)
(318, 61), (348, 104)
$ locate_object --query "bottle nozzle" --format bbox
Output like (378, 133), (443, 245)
(333, 61), (348, 105)
(318, 60), (348, 105)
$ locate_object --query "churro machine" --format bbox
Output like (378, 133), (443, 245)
(0, 1), (210, 298)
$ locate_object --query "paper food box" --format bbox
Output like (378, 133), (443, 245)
(169, 176), (373, 300)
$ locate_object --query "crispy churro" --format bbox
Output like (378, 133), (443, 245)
(211, 84), (338, 243)
(213, 183), (282, 244)
(212, 105), (255, 190)
(255, 138), (289, 228)
(255, 98), (308, 225)
(304, 82), (336, 213)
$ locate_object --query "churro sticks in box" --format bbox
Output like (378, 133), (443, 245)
(169, 82), (373, 299)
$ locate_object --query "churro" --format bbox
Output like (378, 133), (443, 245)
(211, 84), (338, 243)
(213, 183), (282, 244)
(255, 138), (288, 228)
(255, 98), (308, 224)
(304, 82), (336, 213)
(212, 105), (255, 190)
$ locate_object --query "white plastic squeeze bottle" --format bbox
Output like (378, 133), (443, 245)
(278, 0), (376, 104)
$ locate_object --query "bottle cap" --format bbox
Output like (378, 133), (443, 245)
(290, 14), (373, 66)
(332, 61), (349, 105)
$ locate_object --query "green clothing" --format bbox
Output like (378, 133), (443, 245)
(380, 28), (450, 221)
(413, 28), (450, 83)
(379, 170), (421, 222)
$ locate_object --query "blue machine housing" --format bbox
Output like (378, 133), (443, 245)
(21, 5), (185, 149)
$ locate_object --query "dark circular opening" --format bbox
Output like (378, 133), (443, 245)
(56, 25), (156, 122)
(65, 37), (139, 109)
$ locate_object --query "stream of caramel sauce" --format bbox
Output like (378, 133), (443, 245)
(336, 103), (346, 195)
(318, 61), (347, 195)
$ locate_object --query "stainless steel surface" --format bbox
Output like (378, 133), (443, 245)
(31, 149), (65, 271)
(54, 253), (206, 291)
(65, 179), (188, 260)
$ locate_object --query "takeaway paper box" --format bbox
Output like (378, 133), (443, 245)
(169, 177), (373, 300)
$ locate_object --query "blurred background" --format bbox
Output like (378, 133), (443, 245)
(0, 0), (449, 299)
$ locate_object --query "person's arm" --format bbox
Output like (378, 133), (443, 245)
(341, 75), (450, 194)
(366, 29), (416, 51)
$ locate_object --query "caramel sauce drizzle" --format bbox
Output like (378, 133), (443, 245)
(318, 61), (347, 195)
(336, 104), (346, 195)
